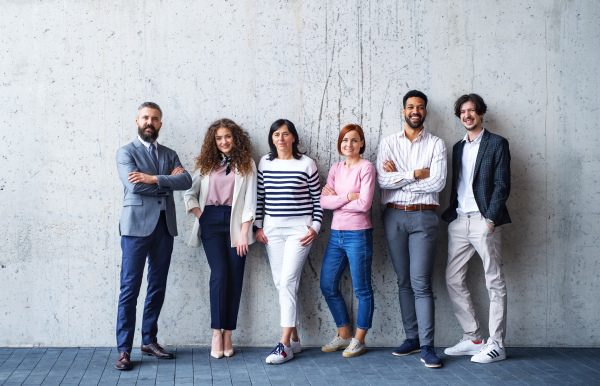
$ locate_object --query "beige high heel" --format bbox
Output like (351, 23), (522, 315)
(211, 330), (223, 359)
(223, 330), (234, 357)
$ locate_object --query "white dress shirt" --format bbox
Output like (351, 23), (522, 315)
(456, 128), (485, 214)
(376, 128), (447, 205)
(138, 135), (166, 210)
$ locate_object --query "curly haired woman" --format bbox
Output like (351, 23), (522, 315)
(184, 118), (257, 359)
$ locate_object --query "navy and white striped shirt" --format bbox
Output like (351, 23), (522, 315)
(255, 154), (323, 233)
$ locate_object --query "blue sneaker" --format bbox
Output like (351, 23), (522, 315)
(392, 338), (420, 356)
(420, 346), (441, 368)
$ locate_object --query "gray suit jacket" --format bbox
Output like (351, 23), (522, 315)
(116, 138), (192, 237)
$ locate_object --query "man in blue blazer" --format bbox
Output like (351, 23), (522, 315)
(115, 102), (192, 370)
(441, 94), (511, 364)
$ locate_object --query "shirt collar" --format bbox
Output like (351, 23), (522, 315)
(138, 135), (158, 149)
(400, 127), (428, 142)
(461, 128), (485, 144)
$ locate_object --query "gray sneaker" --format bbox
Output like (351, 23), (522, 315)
(322, 334), (352, 352)
(343, 338), (366, 358)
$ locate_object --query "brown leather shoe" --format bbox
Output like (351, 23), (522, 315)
(141, 342), (175, 359)
(115, 351), (132, 370)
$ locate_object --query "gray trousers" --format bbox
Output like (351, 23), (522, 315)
(446, 213), (507, 346)
(382, 207), (438, 347)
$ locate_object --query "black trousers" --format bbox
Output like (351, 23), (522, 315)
(200, 205), (246, 330)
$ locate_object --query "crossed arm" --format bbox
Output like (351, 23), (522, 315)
(116, 148), (192, 196)
(376, 138), (447, 193)
(320, 166), (376, 212)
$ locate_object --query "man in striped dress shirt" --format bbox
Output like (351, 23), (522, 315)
(376, 90), (447, 368)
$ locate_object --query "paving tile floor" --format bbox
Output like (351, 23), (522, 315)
(1, 346), (599, 385)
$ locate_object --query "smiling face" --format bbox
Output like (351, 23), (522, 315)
(215, 127), (234, 156)
(136, 107), (162, 142)
(340, 130), (364, 158)
(272, 125), (295, 154)
(459, 100), (484, 131)
(402, 97), (427, 129)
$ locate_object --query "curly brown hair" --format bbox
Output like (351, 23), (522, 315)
(194, 118), (254, 177)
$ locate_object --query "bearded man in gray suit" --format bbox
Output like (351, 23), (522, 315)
(114, 102), (192, 370)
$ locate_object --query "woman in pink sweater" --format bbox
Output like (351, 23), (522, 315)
(319, 124), (376, 358)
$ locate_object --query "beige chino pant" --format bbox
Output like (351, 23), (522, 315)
(446, 213), (507, 346)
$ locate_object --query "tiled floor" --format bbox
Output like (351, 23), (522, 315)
(1, 346), (598, 385)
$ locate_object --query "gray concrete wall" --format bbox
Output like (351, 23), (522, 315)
(1, 0), (598, 347)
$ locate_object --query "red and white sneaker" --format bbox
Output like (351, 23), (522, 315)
(266, 343), (294, 364)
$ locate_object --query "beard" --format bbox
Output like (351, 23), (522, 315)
(138, 124), (159, 142)
(405, 113), (425, 129)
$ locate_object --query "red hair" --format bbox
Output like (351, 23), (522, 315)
(337, 124), (365, 155)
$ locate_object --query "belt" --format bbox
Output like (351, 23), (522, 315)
(387, 203), (439, 211)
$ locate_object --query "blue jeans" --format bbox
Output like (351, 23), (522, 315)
(320, 229), (374, 330)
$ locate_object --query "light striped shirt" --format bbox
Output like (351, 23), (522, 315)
(376, 128), (447, 205)
(255, 154), (323, 233)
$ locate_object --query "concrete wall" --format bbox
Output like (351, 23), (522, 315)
(1, 0), (598, 347)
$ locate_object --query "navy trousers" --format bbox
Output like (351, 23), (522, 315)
(116, 211), (174, 352)
(200, 205), (246, 330)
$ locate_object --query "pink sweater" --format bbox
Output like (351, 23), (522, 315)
(320, 159), (376, 230)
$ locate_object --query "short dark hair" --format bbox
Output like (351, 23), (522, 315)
(454, 94), (487, 117)
(138, 102), (163, 118)
(267, 119), (304, 160)
(337, 124), (365, 155)
(403, 90), (428, 108)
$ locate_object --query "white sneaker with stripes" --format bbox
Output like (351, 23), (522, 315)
(471, 339), (506, 363)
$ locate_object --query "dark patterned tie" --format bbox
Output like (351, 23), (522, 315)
(149, 143), (159, 172)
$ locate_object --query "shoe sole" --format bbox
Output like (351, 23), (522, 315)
(266, 356), (293, 365)
(141, 352), (174, 359)
(322, 344), (349, 353)
(444, 349), (481, 356)
(421, 358), (442, 368)
(343, 348), (366, 358)
(392, 348), (421, 356)
(471, 355), (506, 363)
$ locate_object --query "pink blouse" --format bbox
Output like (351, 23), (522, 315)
(320, 159), (376, 230)
(206, 166), (235, 206)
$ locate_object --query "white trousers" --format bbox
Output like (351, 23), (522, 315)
(446, 213), (507, 346)
(264, 225), (313, 328)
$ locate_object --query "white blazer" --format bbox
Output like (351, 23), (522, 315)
(183, 161), (257, 248)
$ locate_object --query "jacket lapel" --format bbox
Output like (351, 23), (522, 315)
(232, 172), (243, 206)
(455, 141), (464, 188)
(133, 139), (159, 173)
(200, 174), (210, 208)
(473, 129), (490, 178)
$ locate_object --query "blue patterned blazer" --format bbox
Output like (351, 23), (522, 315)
(442, 129), (511, 226)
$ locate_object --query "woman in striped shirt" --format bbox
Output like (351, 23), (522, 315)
(254, 119), (323, 365)
(319, 124), (376, 358)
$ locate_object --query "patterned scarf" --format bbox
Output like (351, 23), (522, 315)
(220, 153), (232, 175)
